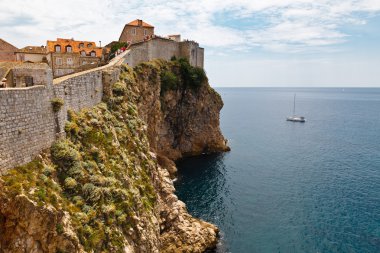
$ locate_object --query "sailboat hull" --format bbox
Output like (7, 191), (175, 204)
(286, 116), (306, 122)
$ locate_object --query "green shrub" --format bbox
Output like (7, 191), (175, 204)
(43, 165), (55, 176)
(64, 177), (77, 190)
(112, 82), (127, 96)
(36, 187), (47, 202)
(51, 140), (80, 170)
(65, 121), (79, 137)
(160, 70), (178, 94)
(176, 58), (207, 89)
(190, 66), (207, 88)
(110, 42), (129, 54)
(51, 98), (64, 113)
(56, 223), (64, 234)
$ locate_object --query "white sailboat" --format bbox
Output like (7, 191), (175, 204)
(286, 94), (306, 122)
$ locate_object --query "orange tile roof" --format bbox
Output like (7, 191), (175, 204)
(126, 19), (154, 28)
(46, 38), (103, 57)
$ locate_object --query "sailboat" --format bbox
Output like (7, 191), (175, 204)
(286, 94), (306, 122)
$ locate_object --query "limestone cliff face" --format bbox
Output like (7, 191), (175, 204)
(0, 190), (85, 253)
(0, 60), (227, 253)
(132, 59), (229, 161)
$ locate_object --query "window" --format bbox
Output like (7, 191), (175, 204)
(90, 51), (96, 57)
(25, 76), (33, 87)
(82, 61), (87, 65)
(55, 45), (61, 52)
(87, 43), (92, 48)
(144, 29), (147, 36)
(67, 58), (73, 65)
(79, 43), (84, 48)
(56, 57), (62, 65)
(80, 51), (86, 56)
(55, 69), (63, 76)
(131, 28), (136, 35)
(66, 45), (72, 52)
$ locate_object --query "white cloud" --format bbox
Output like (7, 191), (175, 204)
(0, 0), (379, 52)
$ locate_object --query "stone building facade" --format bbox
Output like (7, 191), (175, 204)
(0, 39), (18, 62)
(46, 38), (103, 77)
(0, 62), (51, 88)
(119, 19), (155, 44)
(12, 63), (51, 87)
(15, 46), (50, 63)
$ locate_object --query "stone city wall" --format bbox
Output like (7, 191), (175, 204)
(0, 36), (204, 173)
(124, 38), (204, 68)
(0, 51), (127, 173)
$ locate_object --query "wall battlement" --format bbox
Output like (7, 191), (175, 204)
(0, 51), (127, 174)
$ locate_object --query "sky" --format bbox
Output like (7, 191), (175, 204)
(1, 0), (380, 87)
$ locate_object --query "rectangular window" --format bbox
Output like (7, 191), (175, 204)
(144, 29), (147, 36)
(56, 58), (62, 65)
(25, 76), (33, 87)
(67, 58), (73, 65)
(131, 28), (136, 35)
(82, 61), (87, 65)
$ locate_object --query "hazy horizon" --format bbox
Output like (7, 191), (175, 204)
(1, 0), (380, 87)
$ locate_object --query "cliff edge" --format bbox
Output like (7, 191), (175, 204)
(0, 59), (228, 253)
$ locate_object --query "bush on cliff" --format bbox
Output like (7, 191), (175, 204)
(160, 70), (178, 94)
(177, 58), (207, 89)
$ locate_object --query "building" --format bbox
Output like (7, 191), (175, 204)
(46, 38), (103, 77)
(0, 39), (18, 61)
(0, 62), (51, 88)
(119, 19), (155, 44)
(15, 46), (50, 63)
(124, 37), (204, 68)
(119, 20), (204, 68)
(0, 62), (19, 87)
(167, 35), (181, 42)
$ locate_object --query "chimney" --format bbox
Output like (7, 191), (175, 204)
(138, 19), (143, 26)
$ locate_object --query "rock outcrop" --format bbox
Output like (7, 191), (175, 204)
(0, 59), (228, 253)
(132, 59), (229, 161)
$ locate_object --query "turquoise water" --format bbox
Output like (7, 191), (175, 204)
(174, 88), (380, 253)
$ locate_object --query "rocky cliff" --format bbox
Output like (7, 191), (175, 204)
(0, 59), (228, 253)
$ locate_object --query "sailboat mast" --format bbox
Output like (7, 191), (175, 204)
(293, 94), (296, 115)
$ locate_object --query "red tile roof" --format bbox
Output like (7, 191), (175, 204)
(126, 19), (154, 28)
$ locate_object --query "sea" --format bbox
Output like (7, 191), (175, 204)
(174, 88), (380, 253)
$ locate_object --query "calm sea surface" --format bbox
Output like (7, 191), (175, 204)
(174, 88), (380, 253)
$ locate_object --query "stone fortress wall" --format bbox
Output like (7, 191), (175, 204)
(123, 37), (204, 68)
(0, 36), (205, 174)
(0, 52), (126, 174)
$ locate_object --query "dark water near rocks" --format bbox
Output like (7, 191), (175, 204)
(174, 88), (380, 253)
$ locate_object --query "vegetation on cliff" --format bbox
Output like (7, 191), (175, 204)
(134, 57), (207, 95)
(0, 60), (225, 253)
(1, 67), (158, 252)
